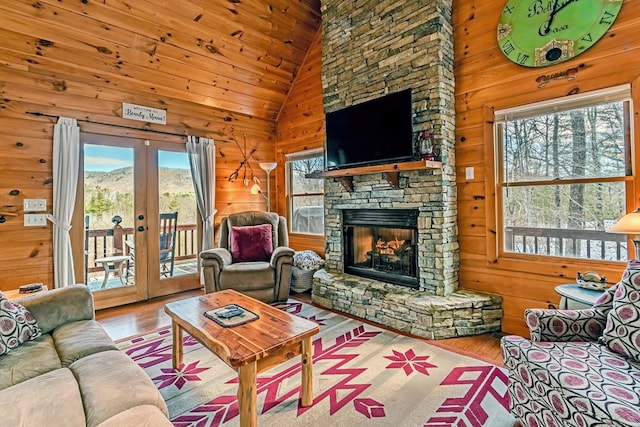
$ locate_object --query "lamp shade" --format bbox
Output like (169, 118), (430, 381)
(250, 183), (262, 195)
(608, 208), (640, 234)
(259, 162), (277, 173)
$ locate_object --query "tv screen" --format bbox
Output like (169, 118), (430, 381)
(325, 89), (414, 170)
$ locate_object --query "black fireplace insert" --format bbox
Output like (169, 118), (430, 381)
(343, 209), (419, 288)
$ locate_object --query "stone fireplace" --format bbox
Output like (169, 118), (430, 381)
(311, 0), (503, 339)
(319, 0), (458, 296)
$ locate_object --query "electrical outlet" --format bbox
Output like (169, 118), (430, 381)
(24, 199), (47, 211)
(24, 214), (47, 226)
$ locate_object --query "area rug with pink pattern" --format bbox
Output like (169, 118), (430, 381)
(117, 300), (516, 427)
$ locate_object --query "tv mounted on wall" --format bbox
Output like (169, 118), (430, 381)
(325, 89), (415, 171)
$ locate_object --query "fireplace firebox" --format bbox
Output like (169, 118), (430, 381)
(343, 209), (419, 288)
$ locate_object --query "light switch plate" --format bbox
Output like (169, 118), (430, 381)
(24, 199), (47, 211)
(465, 167), (475, 180)
(24, 214), (47, 226)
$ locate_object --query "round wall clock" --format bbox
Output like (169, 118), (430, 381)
(497, 0), (623, 67)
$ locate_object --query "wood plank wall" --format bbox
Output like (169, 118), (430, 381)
(274, 30), (326, 257)
(453, 0), (640, 336)
(0, 102), (272, 293)
(0, 1), (294, 291)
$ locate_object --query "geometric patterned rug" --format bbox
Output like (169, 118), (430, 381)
(117, 300), (516, 426)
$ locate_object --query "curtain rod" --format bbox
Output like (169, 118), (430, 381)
(26, 111), (232, 143)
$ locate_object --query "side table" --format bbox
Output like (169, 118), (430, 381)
(3, 285), (49, 301)
(94, 255), (131, 289)
(555, 284), (605, 310)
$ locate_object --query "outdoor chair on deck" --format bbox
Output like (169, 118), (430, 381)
(159, 212), (178, 277)
(200, 211), (294, 303)
(126, 212), (178, 279)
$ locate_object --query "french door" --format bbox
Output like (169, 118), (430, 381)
(72, 132), (200, 309)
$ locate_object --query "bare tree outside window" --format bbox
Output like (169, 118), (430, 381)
(287, 152), (324, 235)
(498, 91), (632, 261)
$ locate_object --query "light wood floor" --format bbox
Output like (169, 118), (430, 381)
(95, 289), (505, 366)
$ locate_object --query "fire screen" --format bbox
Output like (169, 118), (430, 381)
(343, 209), (418, 288)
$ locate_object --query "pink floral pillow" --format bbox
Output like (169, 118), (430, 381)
(0, 292), (42, 356)
(230, 224), (273, 262)
(600, 260), (640, 362)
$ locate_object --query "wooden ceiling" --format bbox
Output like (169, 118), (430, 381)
(0, 0), (321, 123)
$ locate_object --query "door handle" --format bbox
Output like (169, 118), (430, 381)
(137, 226), (147, 232)
(138, 214), (145, 220)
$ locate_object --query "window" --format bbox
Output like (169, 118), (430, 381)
(494, 85), (633, 261)
(286, 150), (324, 235)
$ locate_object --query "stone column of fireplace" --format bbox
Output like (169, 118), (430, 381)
(321, 0), (457, 296)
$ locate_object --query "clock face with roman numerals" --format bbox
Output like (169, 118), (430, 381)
(497, 0), (623, 67)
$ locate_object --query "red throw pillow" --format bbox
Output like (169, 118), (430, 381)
(230, 224), (273, 262)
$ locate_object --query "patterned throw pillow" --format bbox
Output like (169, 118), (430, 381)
(600, 261), (640, 362)
(0, 292), (42, 356)
(293, 250), (325, 271)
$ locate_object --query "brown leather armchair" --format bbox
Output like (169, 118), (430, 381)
(200, 211), (294, 303)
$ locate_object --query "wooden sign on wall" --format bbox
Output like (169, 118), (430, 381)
(122, 102), (166, 124)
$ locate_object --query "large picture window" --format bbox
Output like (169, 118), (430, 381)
(494, 85), (633, 261)
(286, 150), (324, 235)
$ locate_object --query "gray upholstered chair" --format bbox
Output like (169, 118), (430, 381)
(200, 211), (295, 303)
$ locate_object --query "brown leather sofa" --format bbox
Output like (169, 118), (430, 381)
(200, 211), (295, 303)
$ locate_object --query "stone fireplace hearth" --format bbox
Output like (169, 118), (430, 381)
(311, 0), (503, 339)
(312, 271), (503, 340)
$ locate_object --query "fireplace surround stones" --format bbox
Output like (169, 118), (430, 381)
(322, 171), (456, 295)
(320, 0), (458, 297)
(311, 171), (503, 339)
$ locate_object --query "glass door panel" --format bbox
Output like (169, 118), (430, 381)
(147, 144), (200, 298)
(84, 144), (137, 291)
(77, 134), (147, 309)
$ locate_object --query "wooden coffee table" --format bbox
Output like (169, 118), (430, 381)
(164, 290), (320, 427)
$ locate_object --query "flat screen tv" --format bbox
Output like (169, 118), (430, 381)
(325, 89), (415, 170)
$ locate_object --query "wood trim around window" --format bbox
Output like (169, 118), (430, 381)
(482, 95), (635, 274)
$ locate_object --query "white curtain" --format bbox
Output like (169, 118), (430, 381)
(46, 117), (80, 288)
(187, 136), (217, 253)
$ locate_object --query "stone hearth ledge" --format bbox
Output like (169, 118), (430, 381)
(311, 269), (503, 340)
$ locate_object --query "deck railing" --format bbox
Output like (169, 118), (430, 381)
(86, 224), (198, 273)
(504, 227), (628, 261)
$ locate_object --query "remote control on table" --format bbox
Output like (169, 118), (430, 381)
(216, 306), (244, 319)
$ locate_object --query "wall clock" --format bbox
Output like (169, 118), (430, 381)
(497, 0), (623, 67)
